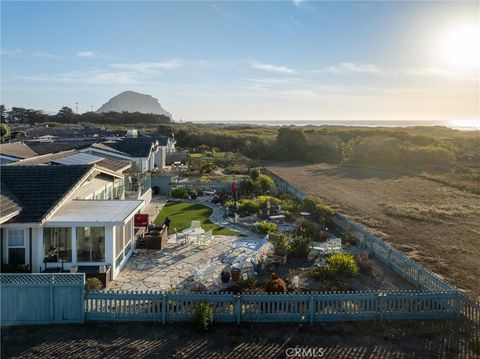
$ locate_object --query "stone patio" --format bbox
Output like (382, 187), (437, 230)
(108, 235), (265, 292)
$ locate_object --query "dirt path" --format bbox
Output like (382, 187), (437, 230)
(266, 162), (480, 300)
(2, 321), (477, 358)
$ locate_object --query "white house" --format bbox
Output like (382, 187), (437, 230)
(79, 136), (174, 172)
(0, 164), (145, 280)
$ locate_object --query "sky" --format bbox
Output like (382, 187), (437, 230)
(1, 1), (479, 124)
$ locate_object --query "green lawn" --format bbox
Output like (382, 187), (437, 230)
(154, 201), (238, 236)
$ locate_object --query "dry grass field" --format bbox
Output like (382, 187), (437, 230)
(266, 162), (480, 301)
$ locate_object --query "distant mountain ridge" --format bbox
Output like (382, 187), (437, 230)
(96, 91), (171, 118)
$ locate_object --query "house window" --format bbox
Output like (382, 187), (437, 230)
(124, 218), (133, 257)
(76, 227), (105, 262)
(115, 225), (124, 264)
(7, 229), (26, 265)
(114, 218), (133, 268)
(43, 228), (72, 262)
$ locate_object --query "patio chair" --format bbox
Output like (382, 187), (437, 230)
(191, 220), (201, 230)
(325, 238), (342, 254)
(192, 263), (216, 283)
(197, 230), (213, 247)
(168, 228), (187, 245)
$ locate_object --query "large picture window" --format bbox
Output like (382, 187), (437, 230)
(76, 227), (105, 262)
(43, 228), (72, 262)
(7, 229), (25, 265)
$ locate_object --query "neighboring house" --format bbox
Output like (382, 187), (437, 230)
(0, 165), (144, 279)
(9, 150), (132, 174)
(80, 136), (174, 171)
(0, 142), (39, 164)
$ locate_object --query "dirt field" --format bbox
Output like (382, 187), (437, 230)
(2, 321), (478, 358)
(266, 163), (480, 300)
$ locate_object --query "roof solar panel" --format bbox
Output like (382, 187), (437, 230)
(53, 153), (104, 165)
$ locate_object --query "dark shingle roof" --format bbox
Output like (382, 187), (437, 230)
(0, 142), (39, 159)
(0, 165), (92, 223)
(0, 183), (23, 221)
(140, 134), (169, 146)
(26, 140), (100, 155)
(96, 138), (154, 158)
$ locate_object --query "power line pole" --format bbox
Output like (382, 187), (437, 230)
(75, 102), (79, 114)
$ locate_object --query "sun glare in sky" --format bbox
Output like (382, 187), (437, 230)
(440, 23), (480, 72)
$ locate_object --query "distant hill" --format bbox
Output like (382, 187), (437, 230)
(96, 91), (172, 118)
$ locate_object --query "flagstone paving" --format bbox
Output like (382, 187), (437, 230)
(109, 198), (266, 292)
(108, 235), (255, 291)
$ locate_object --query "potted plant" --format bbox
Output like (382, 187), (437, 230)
(221, 268), (231, 284)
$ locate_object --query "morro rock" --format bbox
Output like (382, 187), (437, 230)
(96, 91), (171, 117)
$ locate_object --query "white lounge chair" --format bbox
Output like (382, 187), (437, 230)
(192, 263), (216, 283)
(221, 235), (269, 263)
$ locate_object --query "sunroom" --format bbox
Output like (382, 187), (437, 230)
(40, 199), (144, 279)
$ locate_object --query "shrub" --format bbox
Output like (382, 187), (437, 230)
(238, 199), (261, 215)
(255, 174), (275, 194)
(311, 253), (359, 281)
(355, 253), (374, 274)
(85, 277), (102, 291)
(303, 196), (336, 219)
(238, 276), (259, 290)
(201, 160), (218, 174)
(255, 221), (277, 234)
(193, 302), (214, 332)
(265, 274), (288, 293)
(288, 236), (312, 259)
(297, 219), (324, 241)
(268, 232), (291, 256)
(327, 253), (359, 278)
(171, 187), (189, 199)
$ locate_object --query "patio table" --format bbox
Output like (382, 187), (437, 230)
(182, 227), (205, 243)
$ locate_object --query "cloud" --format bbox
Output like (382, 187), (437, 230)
(292, 0), (304, 7)
(16, 70), (141, 86)
(314, 62), (391, 75)
(312, 62), (469, 79)
(110, 59), (183, 73)
(1, 48), (22, 56)
(398, 67), (458, 78)
(76, 51), (98, 58)
(31, 51), (67, 59)
(248, 61), (297, 74)
(245, 78), (295, 85)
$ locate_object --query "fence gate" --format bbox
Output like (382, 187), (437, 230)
(1, 273), (85, 325)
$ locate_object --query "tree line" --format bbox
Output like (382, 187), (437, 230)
(0, 105), (171, 125)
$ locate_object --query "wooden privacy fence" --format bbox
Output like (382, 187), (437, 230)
(267, 171), (480, 326)
(85, 290), (459, 323)
(1, 273), (85, 325)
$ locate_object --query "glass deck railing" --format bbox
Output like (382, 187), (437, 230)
(124, 173), (151, 199)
